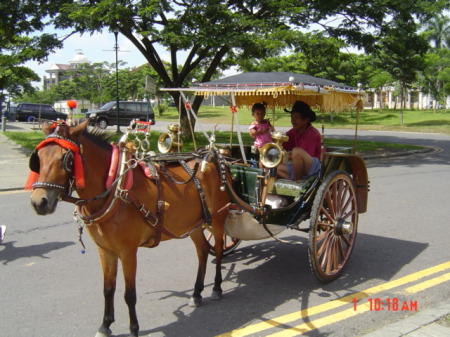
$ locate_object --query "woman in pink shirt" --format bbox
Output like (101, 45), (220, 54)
(277, 101), (322, 181)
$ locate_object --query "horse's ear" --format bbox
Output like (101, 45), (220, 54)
(42, 121), (56, 136)
(69, 120), (90, 138)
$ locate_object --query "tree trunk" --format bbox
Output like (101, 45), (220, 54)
(169, 91), (205, 139)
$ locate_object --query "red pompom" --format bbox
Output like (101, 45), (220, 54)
(67, 100), (77, 109)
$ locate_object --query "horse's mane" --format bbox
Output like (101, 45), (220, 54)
(82, 126), (113, 151)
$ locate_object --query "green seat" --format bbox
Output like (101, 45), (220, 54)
(230, 165), (264, 204)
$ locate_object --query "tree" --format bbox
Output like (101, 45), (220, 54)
(66, 62), (112, 105)
(370, 15), (430, 124)
(50, 0), (448, 135)
(239, 32), (362, 86)
(0, 36), (41, 115)
(0, 0), (68, 117)
(419, 48), (450, 110)
(422, 14), (450, 49)
(419, 14), (450, 111)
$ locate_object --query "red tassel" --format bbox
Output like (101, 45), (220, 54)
(25, 172), (39, 190)
(73, 154), (85, 189)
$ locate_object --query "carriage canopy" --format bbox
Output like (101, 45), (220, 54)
(163, 72), (364, 112)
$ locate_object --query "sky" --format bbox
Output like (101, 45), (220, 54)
(26, 29), (151, 89)
(25, 28), (238, 89)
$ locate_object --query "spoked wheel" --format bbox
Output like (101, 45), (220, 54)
(204, 229), (241, 256)
(308, 170), (358, 283)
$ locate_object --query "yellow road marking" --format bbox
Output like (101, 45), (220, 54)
(269, 273), (450, 337)
(217, 261), (450, 337)
(403, 272), (450, 294)
(0, 189), (27, 195)
(267, 302), (372, 337)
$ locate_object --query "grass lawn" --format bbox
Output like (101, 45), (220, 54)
(4, 129), (423, 155)
(5, 107), (439, 154)
(156, 106), (450, 134)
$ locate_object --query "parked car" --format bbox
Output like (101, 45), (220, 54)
(86, 101), (155, 129)
(15, 103), (67, 122)
(6, 103), (18, 121)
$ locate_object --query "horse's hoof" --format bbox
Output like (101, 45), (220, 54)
(211, 290), (222, 301)
(189, 296), (202, 307)
(95, 329), (112, 337)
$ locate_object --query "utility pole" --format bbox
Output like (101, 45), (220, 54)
(114, 31), (120, 133)
(104, 31), (129, 133)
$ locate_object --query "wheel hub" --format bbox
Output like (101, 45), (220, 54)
(335, 218), (353, 235)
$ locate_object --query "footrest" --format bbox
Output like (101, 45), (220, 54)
(269, 179), (309, 197)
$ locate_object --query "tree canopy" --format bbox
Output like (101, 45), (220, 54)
(3, 1), (449, 127)
(50, 0), (448, 130)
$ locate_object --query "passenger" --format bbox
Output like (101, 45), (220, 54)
(249, 102), (274, 150)
(277, 101), (321, 181)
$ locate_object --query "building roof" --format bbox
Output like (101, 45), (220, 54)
(199, 72), (355, 90)
(69, 51), (90, 65)
(47, 63), (72, 71)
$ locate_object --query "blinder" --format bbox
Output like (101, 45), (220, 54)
(29, 149), (75, 174)
(62, 150), (74, 173)
(29, 150), (40, 173)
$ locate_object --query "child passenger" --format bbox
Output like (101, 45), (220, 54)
(249, 103), (274, 150)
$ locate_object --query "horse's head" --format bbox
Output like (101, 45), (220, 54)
(30, 120), (89, 215)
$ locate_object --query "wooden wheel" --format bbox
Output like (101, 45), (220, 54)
(308, 170), (358, 282)
(204, 230), (241, 256)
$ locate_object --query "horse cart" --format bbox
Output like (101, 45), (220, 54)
(27, 73), (368, 337)
(161, 74), (369, 283)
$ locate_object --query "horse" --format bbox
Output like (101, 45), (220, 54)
(28, 120), (230, 337)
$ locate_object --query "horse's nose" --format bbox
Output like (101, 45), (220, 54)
(31, 197), (49, 215)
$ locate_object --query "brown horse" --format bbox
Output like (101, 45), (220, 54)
(29, 120), (230, 337)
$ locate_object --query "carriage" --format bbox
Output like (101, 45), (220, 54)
(27, 72), (368, 337)
(159, 72), (369, 282)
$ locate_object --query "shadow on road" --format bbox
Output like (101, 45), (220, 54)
(0, 241), (75, 265)
(122, 233), (427, 337)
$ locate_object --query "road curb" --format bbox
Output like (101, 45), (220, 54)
(361, 146), (437, 160)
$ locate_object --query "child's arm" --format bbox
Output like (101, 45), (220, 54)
(267, 119), (275, 132)
(249, 123), (257, 138)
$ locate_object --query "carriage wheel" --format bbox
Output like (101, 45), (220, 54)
(308, 170), (358, 283)
(204, 230), (241, 256)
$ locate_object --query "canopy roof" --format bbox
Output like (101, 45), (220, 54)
(163, 72), (364, 112)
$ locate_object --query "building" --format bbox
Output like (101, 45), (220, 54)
(43, 51), (91, 90)
(365, 86), (449, 110)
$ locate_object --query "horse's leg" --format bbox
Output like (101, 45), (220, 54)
(188, 228), (210, 307)
(120, 249), (139, 337)
(95, 248), (118, 337)
(211, 218), (225, 301)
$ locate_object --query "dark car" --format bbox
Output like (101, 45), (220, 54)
(86, 101), (155, 129)
(15, 103), (67, 122)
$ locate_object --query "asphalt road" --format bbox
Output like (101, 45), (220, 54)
(0, 125), (449, 337)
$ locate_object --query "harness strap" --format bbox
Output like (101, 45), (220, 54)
(76, 188), (119, 224)
(180, 160), (212, 226)
(159, 161), (200, 185)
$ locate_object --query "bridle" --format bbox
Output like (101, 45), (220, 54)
(27, 131), (85, 194)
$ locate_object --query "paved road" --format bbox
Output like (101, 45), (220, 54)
(0, 121), (449, 336)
